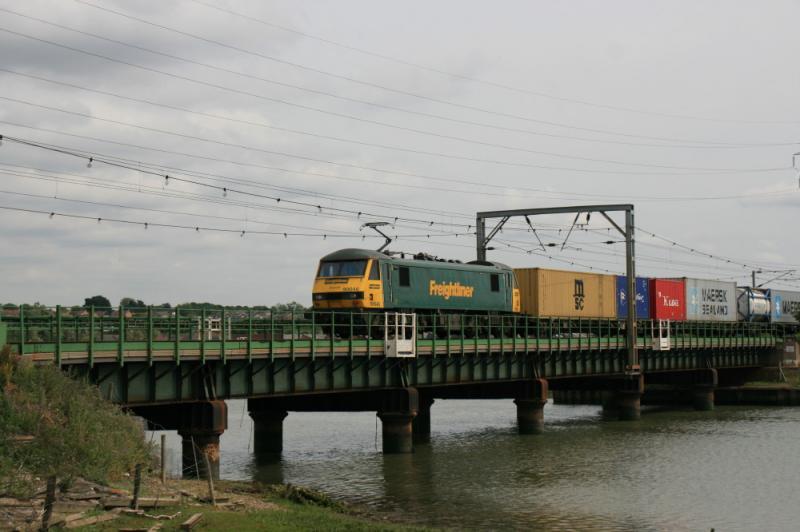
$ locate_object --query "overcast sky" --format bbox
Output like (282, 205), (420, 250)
(1, 0), (798, 307)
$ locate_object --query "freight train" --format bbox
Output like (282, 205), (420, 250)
(311, 248), (800, 324)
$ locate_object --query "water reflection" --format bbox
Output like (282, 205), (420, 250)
(251, 456), (284, 485)
(150, 399), (800, 531)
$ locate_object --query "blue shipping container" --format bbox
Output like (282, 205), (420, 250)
(616, 276), (650, 319)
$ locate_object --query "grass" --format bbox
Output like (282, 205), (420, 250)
(71, 480), (431, 532)
(74, 503), (420, 531)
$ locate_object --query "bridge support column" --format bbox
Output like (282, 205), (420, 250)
(250, 410), (288, 456)
(691, 369), (718, 411)
(179, 430), (222, 480)
(378, 387), (419, 454)
(603, 374), (644, 421)
(692, 388), (715, 411)
(412, 395), (434, 443)
(514, 379), (548, 434)
(176, 400), (227, 480)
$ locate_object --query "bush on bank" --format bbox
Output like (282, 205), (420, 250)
(0, 345), (151, 497)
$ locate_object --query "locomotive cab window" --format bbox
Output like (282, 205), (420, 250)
(369, 260), (380, 280)
(399, 266), (410, 287)
(318, 260), (367, 278)
(490, 273), (500, 292)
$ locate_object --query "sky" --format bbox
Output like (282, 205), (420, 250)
(0, 0), (799, 307)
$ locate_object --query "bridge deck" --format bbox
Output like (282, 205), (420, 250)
(14, 335), (778, 364)
(1, 308), (792, 404)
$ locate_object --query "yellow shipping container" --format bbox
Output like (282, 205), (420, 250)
(514, 268), (616, 318)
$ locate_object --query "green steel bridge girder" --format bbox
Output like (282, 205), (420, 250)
(76, 347), (767, 406)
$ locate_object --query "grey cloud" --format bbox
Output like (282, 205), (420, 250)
(1, 0), (799, 306)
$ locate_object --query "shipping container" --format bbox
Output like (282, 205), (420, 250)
(677, 278), (737, 322)
(615, 276), (650, 319)
(649, 279), (686, 321)
(515, 268), (616, 318)
(737, 288), (770, 322)
(768, 289), (800, 324)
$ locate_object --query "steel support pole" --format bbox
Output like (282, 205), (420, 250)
(476, 216), (486, 262)
(625, 208), (638, 373)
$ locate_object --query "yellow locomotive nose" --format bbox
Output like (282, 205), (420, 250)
(312, 251), (385, 310)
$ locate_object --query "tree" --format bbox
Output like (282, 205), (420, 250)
(84, 295), (111, 308)
(271, 301), (307, 313)
(120, 298), (146, 308)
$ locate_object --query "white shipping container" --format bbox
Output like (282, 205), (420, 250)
(769, 289), (800, 324)
(682, 278), (737, 322)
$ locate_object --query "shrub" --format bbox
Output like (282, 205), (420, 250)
(0, 346), (151, 496)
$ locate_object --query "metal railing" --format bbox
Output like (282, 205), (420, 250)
(0, 306), (793, 366)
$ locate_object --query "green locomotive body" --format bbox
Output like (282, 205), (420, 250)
(312, 248), (521, 313)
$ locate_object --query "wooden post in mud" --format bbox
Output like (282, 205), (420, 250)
(40, 475), (56, 531)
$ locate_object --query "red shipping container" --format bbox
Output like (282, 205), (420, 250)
(649, 279), (686, 320)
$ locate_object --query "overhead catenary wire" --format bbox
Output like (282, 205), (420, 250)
(0, 126), (500, 219)
(0, 204), (472, 240)
(5, 122), (796, 204)
(0, 134), (478, 230)
(637, 227), (800, 271)
(2, 181), (791, 281)
(3, 161), (641, 243)
(0, 201), (612, 272)
(0, 165), (470, 238)
(0, 188), (410, 236)
(3, 95), (789, 177)
(0, 199), (620, 275)
(7, 68), (792, 173)
(7, 137), (796, 278)
(186, 0), (800, 127)
(495, 234), (760, 277)
(72, 0), (800, 132)
(4, 9), (796, 150)
(6, 11), (800, 156)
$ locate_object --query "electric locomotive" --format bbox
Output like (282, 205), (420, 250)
(312, 248), (520, 313)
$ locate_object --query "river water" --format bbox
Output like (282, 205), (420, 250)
(153, 400), (800, 531)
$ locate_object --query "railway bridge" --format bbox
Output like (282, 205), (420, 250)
(1, 306), (794, 478)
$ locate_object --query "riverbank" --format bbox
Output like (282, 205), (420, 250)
(2, 477), (430, 531)
(80, 480), (426, 531)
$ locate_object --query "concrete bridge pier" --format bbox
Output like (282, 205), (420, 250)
(179, 429), (222, 480)
(250, 410), (289, 458)
(602, 375), (644, 421)
(378, 387), (419, 454)
(514, 379), (548, 434)
(642, 368), (719, 411)
(131, 400), (227, 480)
(176, 400), (228, 480)
(412, 395), (434, 444)
(691, 368), (718, 411)
(692, 388), (715, 411)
